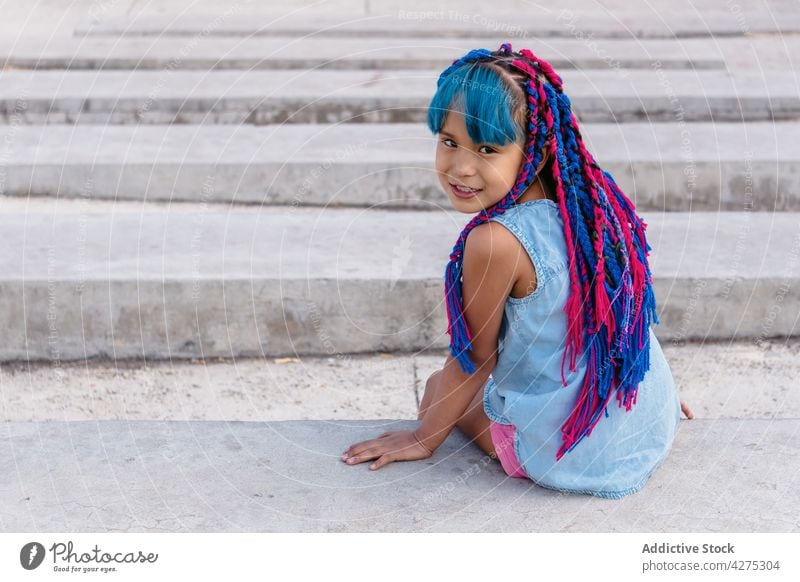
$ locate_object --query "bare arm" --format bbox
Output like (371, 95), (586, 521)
(414, 221), (528, 452)
(415, 354), (496, 452)
(341, 221), (528, 470)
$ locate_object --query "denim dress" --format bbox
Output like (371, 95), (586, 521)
(482, 198), (682, 499)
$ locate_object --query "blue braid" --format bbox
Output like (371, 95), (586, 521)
(545, 84), (599, 326)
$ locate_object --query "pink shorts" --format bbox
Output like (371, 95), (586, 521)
(489, 421), (528, 479)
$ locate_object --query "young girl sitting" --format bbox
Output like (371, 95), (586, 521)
(342, 43), (693, 499)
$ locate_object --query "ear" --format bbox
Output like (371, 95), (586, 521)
(544, 138), (554, 160)
(536, 142), (552, 174)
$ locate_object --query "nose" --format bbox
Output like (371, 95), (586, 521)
(449, 146), (477, 180)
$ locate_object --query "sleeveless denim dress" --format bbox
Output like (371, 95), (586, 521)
(482, 198), (682, 499)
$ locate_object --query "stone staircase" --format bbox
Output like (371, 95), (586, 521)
(0, 1), (798, 532)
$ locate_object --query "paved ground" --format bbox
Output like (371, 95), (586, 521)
(1, 339), (799, 423)
(1, 417), (797, 532)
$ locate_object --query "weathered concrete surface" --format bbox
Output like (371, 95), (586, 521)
(73, 6), (800, 39)
(0, 353), (419, 422)
(0, 122), (796, 211)
(1, 69), (798, 124)
(0, 199), (797, 361)
(1, 338), (798, 422)
(0, 0), (792, 42)
(9, 32), (799, 73)
(0, 36), (725, 71)
(0, 418), (796, 532)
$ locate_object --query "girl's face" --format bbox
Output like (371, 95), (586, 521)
(435, 110), (527, 214)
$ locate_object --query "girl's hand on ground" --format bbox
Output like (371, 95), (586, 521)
(341, 430), (433, 471)
(680, 399), (695, 419)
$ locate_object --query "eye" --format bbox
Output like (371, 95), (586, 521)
(478, 145), (496, 154)
(441, 138), (456, 148)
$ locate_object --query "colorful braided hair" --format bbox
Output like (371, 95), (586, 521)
(427, 43), (659, 460)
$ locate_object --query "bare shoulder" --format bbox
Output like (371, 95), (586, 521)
(464, 221), (523, 264)
(465, 221), (536, 299)
(465, 221), (530, 273)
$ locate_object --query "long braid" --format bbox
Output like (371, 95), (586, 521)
(437, 43), (660, 461)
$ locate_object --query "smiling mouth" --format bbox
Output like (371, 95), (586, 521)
(450, 183), (482, 198)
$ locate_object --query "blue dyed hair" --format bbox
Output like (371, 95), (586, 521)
(426, 59), (526, 147)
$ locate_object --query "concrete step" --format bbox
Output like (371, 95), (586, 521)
(1, 122), (797, 211)
(0, 198), (797, 361)
(12, 34), (800, 74)
(1, 418), (796, 531)
(1, 338), (797, 422)
(74, 9), (800, 39)
(1, 69), (798, 124)
(0, 36), (725, 71)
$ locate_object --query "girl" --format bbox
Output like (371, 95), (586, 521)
(342, 43), (693, 499)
